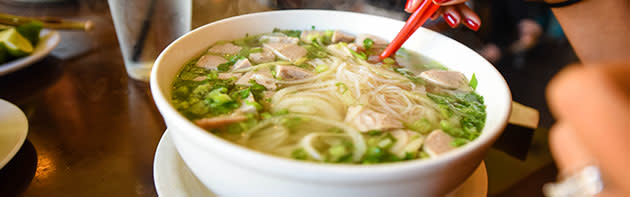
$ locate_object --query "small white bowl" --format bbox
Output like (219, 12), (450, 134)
(151, 10), (511, 197)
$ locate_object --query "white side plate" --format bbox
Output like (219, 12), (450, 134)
(0, 99), (28, 169)
(0, 30), (61, 76)
(153, 129), (487, 197)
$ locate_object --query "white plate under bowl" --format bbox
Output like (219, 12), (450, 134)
(0, 99), (29, 169)
(153, 129), (487, 197)
(0, 30), (61, 76)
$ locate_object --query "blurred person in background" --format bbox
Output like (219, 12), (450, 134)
(475, 0), (550, 66)
(406, 0), (629, 196)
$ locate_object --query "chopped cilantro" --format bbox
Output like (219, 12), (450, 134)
(404, 118), (432, 134)
(315, 64), (328, 73)
(260, 112), (272, 119)
(335, 82), (348, 93)
(249, 47), (263, 53)
(244, 100), (263, 111)
(362, 146), (384, 164)
(217, 63), (231, 72)
(273, 109), (289, 116)
(232, 34), (262, 47)
(305, 41), (329, 58)
(291, 148), (308, 160)
(367, 130), (383, 136)
(469, 73), (478, 90)
(350, 50), (367, 60)
(217, 54), (246, 72)
(419, 151), (430, 159)
(272, 28), (301, 38)
(207, 70), (219, 80)
(451, 138), (469, 147)
(363, 38), (374, 50)
(394, 68), (424, 84)
(403, 152), (417, 160)
(246, 80), (267, 101)
(427, 92), (486, 141)
(382, 57), (396, 64)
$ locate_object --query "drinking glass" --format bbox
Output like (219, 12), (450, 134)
(108, 0), (191, 81)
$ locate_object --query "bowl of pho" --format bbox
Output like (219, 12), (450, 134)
(151, 10), (511, 196)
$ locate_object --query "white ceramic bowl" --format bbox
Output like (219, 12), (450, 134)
(151, 10), (511, 197)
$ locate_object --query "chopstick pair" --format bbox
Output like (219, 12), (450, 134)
(379, 0), (440, 60)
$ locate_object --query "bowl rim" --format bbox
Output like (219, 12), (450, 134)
(151, 9), (512, 181)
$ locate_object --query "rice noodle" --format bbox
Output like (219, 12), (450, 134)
(290, 114), (366, 162)
(230, 43), (447, 162)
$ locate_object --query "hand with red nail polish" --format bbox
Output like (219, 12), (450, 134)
(405, 0), (481, 31)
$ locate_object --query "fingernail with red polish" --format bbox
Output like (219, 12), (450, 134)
(465, 18), (480, 31)
(444, 13), (457, 28)
(434, 0), (451, 4)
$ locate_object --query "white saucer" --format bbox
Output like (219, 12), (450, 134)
(153, 129), (487, 196)
(0, 99), (29, 169)
(0, 30), (61, 76)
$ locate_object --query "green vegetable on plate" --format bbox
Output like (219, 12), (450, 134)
(0, 21), (42, 64)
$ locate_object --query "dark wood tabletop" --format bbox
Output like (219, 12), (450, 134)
(0, 1), (578, 196)
(0, 1), (164, 196)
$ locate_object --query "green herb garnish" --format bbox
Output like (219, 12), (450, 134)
(427, 92), (486, 142)
(273, 28), (301, 38)
(363, 38), (374, 50)
(469, 73), (478, 90)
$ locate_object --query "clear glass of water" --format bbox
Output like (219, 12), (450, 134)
(108, 0), (191, 81)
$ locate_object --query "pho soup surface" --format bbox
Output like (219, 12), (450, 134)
(170, 29), (486, 164)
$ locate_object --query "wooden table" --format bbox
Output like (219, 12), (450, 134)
(0, 1), (577, 196)
(0, 1), (164, 196)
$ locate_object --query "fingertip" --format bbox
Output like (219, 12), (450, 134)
(455, 6), (480, 31)
(405, 0), (421, 13)
(430, 8), (443, 20)
(464, 18), (480, 31)
(443, 12), (458, 28)
(442, 6), (460, 28)
(546, 64), (584, 117)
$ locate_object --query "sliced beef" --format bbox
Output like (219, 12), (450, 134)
(331, 30), (355, 43)
(274, 65), (313, 80)
(207, 43), (242, 55)
(423, 129), (455, 157)
(263, 43), (307, 62)
(344, 105), (403, 132)
(248, 47), (276, 64)
(192, 76), (207, 81)
(235, 69), (277, 90)
(260, 34), (299, 44)
(300, 30), (322, 44)
(218, 72), (242, 80)
(196, 55), (227, 70)
(418, 69), (472, 91)
(235, 93), (258, 115)
(195, 114), (247, 130)
(232, 58), (252, 70)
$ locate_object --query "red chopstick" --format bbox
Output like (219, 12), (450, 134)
(379, 0), (440, 60)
